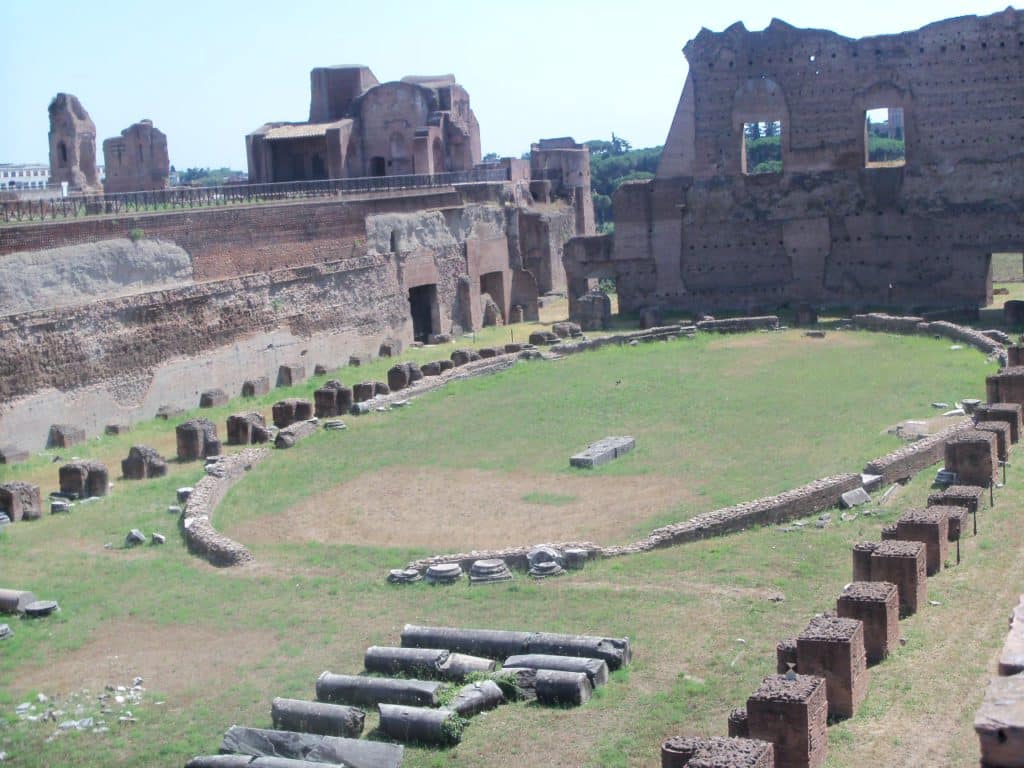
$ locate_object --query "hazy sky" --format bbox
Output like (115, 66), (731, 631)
(0, 0), (1013, 169)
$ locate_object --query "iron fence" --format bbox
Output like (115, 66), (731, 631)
(1, 167), (511, 224)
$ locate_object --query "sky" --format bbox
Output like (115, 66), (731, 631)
(0, 0), (1014, 170)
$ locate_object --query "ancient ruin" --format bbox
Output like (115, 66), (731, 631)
(565, 9), (1024, 321)
(47, 93), (101, 193)
(102, 120), (170, 194)
(248, 66), (480, 181)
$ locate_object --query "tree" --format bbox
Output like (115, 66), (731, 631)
(482, 152), (500, 162)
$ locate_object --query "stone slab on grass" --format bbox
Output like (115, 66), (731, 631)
(570, 436), (636, 469)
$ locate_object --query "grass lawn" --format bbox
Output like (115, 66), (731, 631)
(0, 328), (1013, 767)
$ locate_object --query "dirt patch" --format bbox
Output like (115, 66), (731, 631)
(710, 330), (873, 352)
(229, 467), (697, 551)
(13, 617), (271, 703)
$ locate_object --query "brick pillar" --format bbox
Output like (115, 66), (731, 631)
(836, 581), (900, 665)
(944, 430), (997, 487)
(796, 616), (869, 719)
(870, 540), (927, 617)
(747, 674), (828, 768)
(895, 507), (950, 575)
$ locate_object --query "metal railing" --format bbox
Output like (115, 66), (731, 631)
(1, 167), (511, 224)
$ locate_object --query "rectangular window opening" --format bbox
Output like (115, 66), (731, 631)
(742, 121), (783, 176)
(865, 107), (905, 167)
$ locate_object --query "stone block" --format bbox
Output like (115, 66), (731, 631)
(975, 421), (1010, 462)
(975, 673), (1024, 768)
(439, 359), (455, 372)
(574, 290), (611, 332)
(199, 389), (229, 408)
(315, 381), (347, 418)
(852, 541), (878, 582)
(478, 347), (499, 358)
(895, 507), (950, 575)
(776, 637), (798, 674)
(353, 382), (375, 403)
(451, 349), (481, 366)
(0, 482), (42, 521)
(241, 376), (270, 398)
(0, 446), (30, 465)
(552, 321), (583, 338)
(387, 365), (411, 392)
(570, 436), (636, 468)
(120, 446), (167, 480)
(1004, 300), (1024, 325)
(421, 361), (442, 377)
(528, 330), (559, 346)
(944, 430), (997, 487)
(975, 403), (1022, 443)
(1009, 345), (1024, 367)
(104, 424), (131, 436)
(175, 419), (220, 461)
(272, 399), (312, 429)
(348, 354), (371, 367)
(226, 412), (267, 445)
(277, 364), (306, 387)
(427, 333), (451, 345)
(59, 461), (108, 498)
(795, 304), (818, 326)
(796, 616), (869, 719)
(840, 488), (870, 508)
(378, 341), (397, 358)
(660, 736), (774, 767)
(275, 420), (317, 449)
(746, 674), (828, 768)
(48, 424), (85, 449)
(870, 540), (927, 617)
(880, 523), (899, 540)
(155, 404), (185, 420)
(836, 581), (900, 665)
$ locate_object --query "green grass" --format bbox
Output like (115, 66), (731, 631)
(0, 329), (1010, 767)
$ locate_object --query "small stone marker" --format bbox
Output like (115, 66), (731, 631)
(151, 533), (166, 545)
(199, 389), (229, 408)
(840, 487), (871, 508)
(50, 499), (71, 514)
(0, 624), (11, 640)
(570, 436), (636, 469)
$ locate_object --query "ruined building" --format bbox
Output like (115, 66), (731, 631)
(566, 9), (1024, 319)
(47, 93), (101, 193)
(102, 120), (170, 194)
(246, 66), (481, 181)
(0, 68), (593, 453)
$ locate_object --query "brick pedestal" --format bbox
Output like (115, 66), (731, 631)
(852, 541), (878, 581)
(986, 366), (1024, 408)
(796, 616), (869, 719)
(927, 484), (985, 514)
(975, 421), (1010, 463)
(660, 736), (774, 768)
(944, 430), (998, 487)
(836, 581), (900, 665)
(870, 540), (927, 617)
(776, 637), (798, 674)
(747, 674), (828, 768)
(58, 461), (109, 498)
(226, 413), (268, 445)
(175, 418), (221, 461)
(895, 507), (950, 575)
(975, 402), (1022, 444)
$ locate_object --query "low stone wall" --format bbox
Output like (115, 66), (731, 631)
(695, 316), (780, 333)
(607, 473), (862, 555)
(180, 447), (269, 567)
(851, 313), (1007, 364)
(549, 325), (694, 355)
(406, 473), (860, 571)
(863, 418), (972, 485)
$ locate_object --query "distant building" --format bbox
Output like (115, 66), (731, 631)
(0, 163), (50, 190)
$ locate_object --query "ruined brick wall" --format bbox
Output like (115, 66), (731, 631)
(518, 207), (575, 294)
(572, 10), (1024, 313)
(0, 190), (467, 282)
(102, 120), (170, 194)
(864, 418), (973, 485)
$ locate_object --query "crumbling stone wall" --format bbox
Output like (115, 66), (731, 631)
(864, 418), (973, 485)
(102, 120), (170, 194)
(47, 93), (101, 193)
(181, 447), (269, 566)
(567, 10), (1024, 314)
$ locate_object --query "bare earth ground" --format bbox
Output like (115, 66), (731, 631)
(229, 467), (697, 550)
(14, 618), (271, 705)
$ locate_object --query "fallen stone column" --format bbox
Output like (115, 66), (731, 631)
(377, 704), (462, 746)
(220, 726), (403, 768)
(274, 420), (317, 449)
(503, 654), (608, 687)
(364, 646), (494, 681)
(0, 588), (37, 614)
(449, 680), (505, 717)
(186, 756), (254, 768)
(535, 669), (592, 706)
(270, 697), (364, 738)
(400, 624), (632, 669)
(315, 672), (443, 708)
(490, 667), (538, 701)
